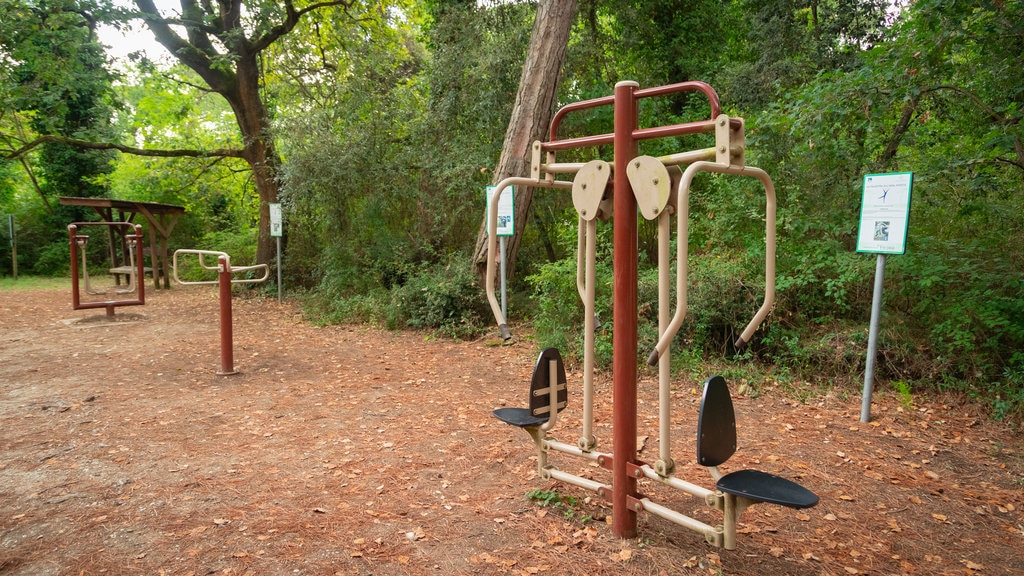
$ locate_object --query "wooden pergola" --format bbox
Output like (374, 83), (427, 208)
(59, 197), (185, 289)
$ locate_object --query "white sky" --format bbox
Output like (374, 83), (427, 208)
(96, 1), (180, 67)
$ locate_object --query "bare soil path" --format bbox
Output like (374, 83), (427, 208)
(1, 286), (1022, 575)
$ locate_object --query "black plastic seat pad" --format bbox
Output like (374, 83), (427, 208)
(493, 407), (548, 428)
(716, 469), (819, 509)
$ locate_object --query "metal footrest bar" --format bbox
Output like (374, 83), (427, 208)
(545, 468), (608, 494)
(639, 497), (723, 547)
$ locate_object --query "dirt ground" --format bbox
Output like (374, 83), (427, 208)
(1, 285), (1022, 576)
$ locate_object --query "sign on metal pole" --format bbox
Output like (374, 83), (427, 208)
(486, 185), (514, 319)
(269, 203), (283, 238)
(856, 172), (913, 255)
(856, 172), (913, 422)
(269, 203), (283, 302)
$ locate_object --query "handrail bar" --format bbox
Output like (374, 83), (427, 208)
(173, 249), (270, 285)
(546, 81), (724, 151)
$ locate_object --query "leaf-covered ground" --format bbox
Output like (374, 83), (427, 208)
(1, 286), (1021, 575)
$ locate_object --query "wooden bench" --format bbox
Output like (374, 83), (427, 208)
(109, 265), (153, 285)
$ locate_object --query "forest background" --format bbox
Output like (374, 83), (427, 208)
(1, 0), (1022, 421)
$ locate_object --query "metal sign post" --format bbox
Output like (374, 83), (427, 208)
(269, 202), (283, 303)
(856, 172), (913, 422)
(6, 214), (15, 280)
(486, 186), (514, 320)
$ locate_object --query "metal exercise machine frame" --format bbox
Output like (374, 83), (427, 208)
(68, 222), (146, 316)
(173, 249), (269, 375)
(487, 81), (814, 547)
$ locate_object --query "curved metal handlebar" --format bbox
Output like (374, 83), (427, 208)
(172, 249), (270, 285)
(647, 161), (777, 365)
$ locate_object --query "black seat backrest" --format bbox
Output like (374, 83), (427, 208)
(696, 375), (737, 467)
(529, 347), (568, 419)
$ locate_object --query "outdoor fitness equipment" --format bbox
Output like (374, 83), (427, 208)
(487, 81), (817, 548)
(172, 249), (269, 375)
(68, 222), (146, 316)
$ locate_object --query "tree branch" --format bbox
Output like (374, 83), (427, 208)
(929, 84), (1017, 126)
(3, 135), (245, 161)
(249, 0), (355, 53)
(133, 0), (231, 91)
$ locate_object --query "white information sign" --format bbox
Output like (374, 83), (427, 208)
(486, 185), (514, 237)
(856, 172), (913, 254)
(269, 203), (283, 237)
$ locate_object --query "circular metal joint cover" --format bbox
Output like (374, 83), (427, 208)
(572, 160), (611, 221)
(627, 155), (671, 221)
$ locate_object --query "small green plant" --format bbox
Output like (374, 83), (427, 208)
(525, 488), (591, 524)
(893, 380), (914, 410)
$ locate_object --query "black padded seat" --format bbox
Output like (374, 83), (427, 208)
(698, 375), (819, 509)
(493, 348), (567, 429)
(493, 407), (550, 428)
(716, 469), (819, 509)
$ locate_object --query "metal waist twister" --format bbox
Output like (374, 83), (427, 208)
(173, 249), (269, 375)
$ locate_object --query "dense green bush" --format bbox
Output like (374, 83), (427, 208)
(389, 253), (490, 339)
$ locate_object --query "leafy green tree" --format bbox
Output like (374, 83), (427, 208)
(1, 0), (121, 203)
(747, 0), (1023, 387)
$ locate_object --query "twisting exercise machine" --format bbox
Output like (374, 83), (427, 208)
(487, 81), (817, 548)
(68, 222), (146, 316)
(172, 249), (269, 375)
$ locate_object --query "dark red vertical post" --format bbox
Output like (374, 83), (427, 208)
(612, 80), (640, 538)
(68, 225), (81, 310)
(217, 254), (237, 375)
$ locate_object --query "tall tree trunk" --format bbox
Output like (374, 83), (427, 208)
(470, 0), (578, 281)
(233, 52), (281, 266)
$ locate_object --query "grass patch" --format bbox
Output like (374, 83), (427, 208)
(0, 276), (68, 291)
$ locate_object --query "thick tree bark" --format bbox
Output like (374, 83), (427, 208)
(470, 0), (578, 280)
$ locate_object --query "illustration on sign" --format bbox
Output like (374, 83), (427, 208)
(856, 172), (913, 254)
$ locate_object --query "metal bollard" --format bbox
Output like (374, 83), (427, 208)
(217, 254), (237, 375)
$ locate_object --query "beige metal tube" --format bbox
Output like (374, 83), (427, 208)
(545, 440), (605, 461)
(648, 161), (777, 363)
(486, 177), (573, 339)
(542, 162), (588, 174)
(722, 493), (739, 550)
(579, 218), (597, 451)
(173, 249), (270, 286)
(638, 464), (714, 500)
(646, 164), (690, 366)
(546, 468), (607, 494)
(639, 497), (718, 541)
(656, 147), (716, 168)
(655, 209), (674, 472)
